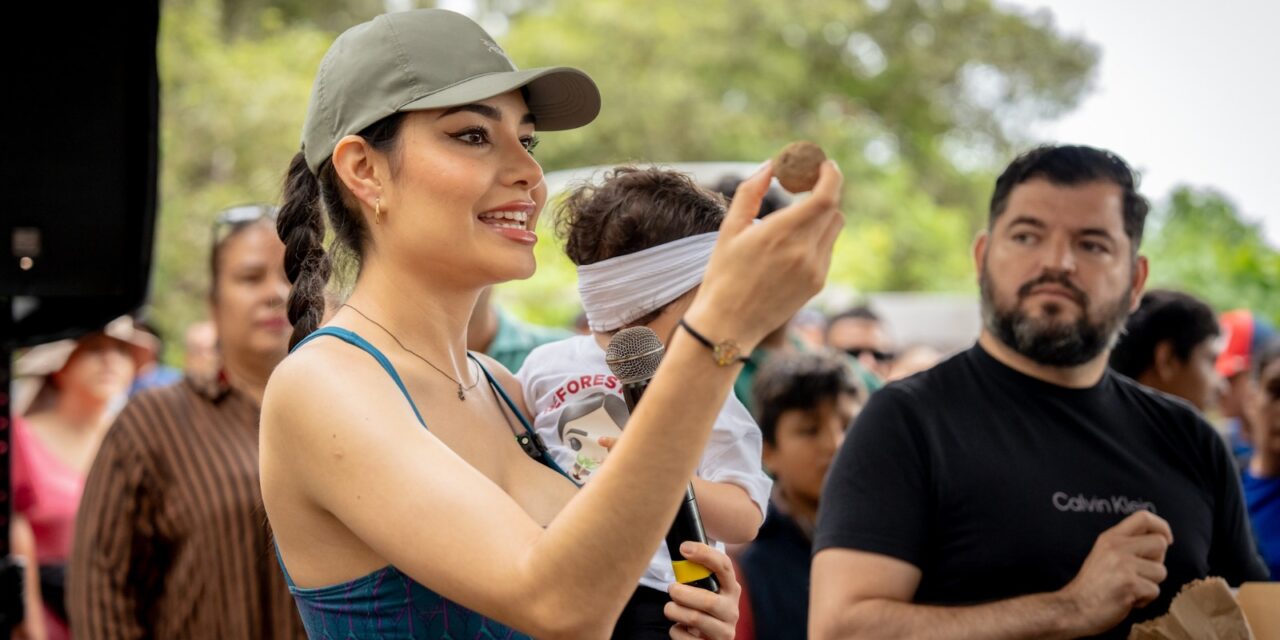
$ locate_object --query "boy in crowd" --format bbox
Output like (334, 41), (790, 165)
(518, 167), (772, 636)
(736, 350), (865, 640)
(1108, 289), (1221, 413)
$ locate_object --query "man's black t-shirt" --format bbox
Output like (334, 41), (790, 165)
(814, 344), (1268, 638)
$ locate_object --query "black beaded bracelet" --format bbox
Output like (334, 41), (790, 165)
(677, 319), (752, 367)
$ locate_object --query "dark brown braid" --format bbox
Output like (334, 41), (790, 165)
(278, 152), (332, 349)
(276, 113), (408, 349)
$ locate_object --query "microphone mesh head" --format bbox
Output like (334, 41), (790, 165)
(605, 327), (665, 384)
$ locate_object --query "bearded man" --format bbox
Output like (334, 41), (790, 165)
(809, 145), (1268, 640)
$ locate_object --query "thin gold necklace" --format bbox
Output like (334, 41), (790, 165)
(342, 303), (481, 401)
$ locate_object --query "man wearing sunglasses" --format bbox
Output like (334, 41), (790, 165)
(826, 305), (896, 382)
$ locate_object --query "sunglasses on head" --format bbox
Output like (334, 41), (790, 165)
(211, 204), (278, 248)
(846, 347), (895, 362)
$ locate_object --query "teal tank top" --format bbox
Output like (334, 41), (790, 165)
(278, 326), (571, 639)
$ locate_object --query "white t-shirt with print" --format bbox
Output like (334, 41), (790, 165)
(517, 334), (772, 592)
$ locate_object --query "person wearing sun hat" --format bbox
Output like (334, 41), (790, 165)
(1217, 309), (1277, 465)
(10, 316), (157, 640)
(68, 204), (304, 640)
(259, 7), (845, 639)
(13, 316), (157, 415)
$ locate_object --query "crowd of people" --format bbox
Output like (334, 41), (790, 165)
(6, 7), (1278, 640)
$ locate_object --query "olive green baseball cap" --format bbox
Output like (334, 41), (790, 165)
(301, 9), (601, 173)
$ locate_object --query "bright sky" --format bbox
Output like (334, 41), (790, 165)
(1002, 0), (1280, 247)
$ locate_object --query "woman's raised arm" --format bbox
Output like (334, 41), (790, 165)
(262, 160), (843, 638)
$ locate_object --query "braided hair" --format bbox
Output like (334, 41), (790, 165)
(275, 113), (407, 348)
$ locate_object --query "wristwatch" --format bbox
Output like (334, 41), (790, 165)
(677, 319), (752, 367)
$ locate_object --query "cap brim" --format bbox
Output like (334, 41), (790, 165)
(398, 66), (600, 132)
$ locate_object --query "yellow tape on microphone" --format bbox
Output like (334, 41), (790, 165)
(671, 560), (713, 584)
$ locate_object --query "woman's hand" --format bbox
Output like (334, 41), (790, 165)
(663, 542), (741, 640)
(689, 159), (844, 352)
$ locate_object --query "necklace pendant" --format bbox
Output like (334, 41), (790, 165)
(457, 385), (466, 401)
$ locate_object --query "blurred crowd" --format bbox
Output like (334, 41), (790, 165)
(8, 174), (1279, 639)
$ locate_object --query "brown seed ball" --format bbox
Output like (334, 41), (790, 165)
(772, 141), (827, 193)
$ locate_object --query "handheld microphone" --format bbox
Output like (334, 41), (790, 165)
(606, 327), (720, 593)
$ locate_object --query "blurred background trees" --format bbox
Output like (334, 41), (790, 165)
(147, 0), (1278, 360)
(1143, 187), (1280, 319)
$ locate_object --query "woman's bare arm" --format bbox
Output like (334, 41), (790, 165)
(262, 161), (844, 638)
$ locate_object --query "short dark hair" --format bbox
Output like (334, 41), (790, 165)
(557, 166), (726, 327)
(558, 166), (727, 266)
(830, 305), (880, 324)
(990, 145), (1150, 250)
(825, 305), (881, 341)
(710, 175), (787, 218)
(752, 350), (862, 445)
(1109, 289), (1219, 379)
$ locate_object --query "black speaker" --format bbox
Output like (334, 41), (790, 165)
(0, 2), (160, 628)
(2, 0), (160, 348)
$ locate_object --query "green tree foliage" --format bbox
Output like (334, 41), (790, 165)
(497, 0), (1096, 322)
(190, 0), (387, 38)
(1143, 187), (1280, 326)
(149, 0), (331, 359)
(502, 0), (1097, 202)
(149, 0), (1277, 351)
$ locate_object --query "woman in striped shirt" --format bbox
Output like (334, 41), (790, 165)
(69, 205), (307, 639)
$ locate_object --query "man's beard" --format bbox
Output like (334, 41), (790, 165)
(980, 265), (1133, 368)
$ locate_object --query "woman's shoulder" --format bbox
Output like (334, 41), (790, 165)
(260, 332), (457, 507)
(263, 331), (372, 404)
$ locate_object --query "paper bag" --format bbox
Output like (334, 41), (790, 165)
(1236, 582), (1279, 640)
(1127, 577), (1256, 640)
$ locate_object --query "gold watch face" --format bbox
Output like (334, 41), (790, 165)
(712, 341), (742, 367)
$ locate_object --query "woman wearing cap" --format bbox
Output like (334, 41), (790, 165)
(67, 206), (307, 639)
(262, 8), (843, 639)
(10, 317), (154, 640)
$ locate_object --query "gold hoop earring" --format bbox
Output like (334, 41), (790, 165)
(375, 197), (383, 224)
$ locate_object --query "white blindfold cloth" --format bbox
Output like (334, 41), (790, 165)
(577, 231), (719, 332)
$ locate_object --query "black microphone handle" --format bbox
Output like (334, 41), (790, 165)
(665, 484), (720, 593)
(619, 380), (719, 593)
(622, 384), (645, 413)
